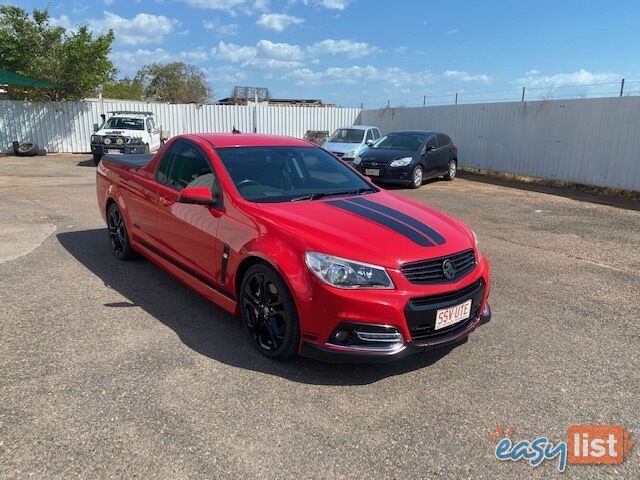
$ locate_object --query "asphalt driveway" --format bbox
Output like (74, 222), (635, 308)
(1, 154), (638, 478)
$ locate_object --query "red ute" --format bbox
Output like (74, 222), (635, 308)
(96, 133), (491, 362)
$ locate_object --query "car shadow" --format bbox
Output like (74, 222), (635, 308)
(76, 158), (96, 167)
(56, 229), (464, 386)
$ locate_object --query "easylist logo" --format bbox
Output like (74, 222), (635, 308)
(489, 424), (633, 472)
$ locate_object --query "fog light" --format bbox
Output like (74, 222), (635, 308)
(334, 330), (350, 342)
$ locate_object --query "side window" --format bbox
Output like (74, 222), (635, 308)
(436, 134), (449, 147)
(365, 129), (374, 142)
(166, 141), (215, 192)
(146, 118), (155, 132)
(425, 135), (437, 150)
(373, 129), (380, 139)
(155, 144), (177, 185)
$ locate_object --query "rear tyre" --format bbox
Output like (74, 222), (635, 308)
(93, 154), (102, 165)
(444, 160), (457, 181)
(107, 203), (136, 260)
(409, 165), (423, 189)
(240, 263), (300, 360)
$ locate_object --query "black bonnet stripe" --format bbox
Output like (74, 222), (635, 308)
(327, 200), (434, 247)
(347, 197), (446, 245)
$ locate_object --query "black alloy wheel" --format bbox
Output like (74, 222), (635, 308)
(240, 264), (300, 359)
(107, 203), (136, 260)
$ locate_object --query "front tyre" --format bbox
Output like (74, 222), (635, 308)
(240, 263), (300, 359)
(444, 160), (457, 181)
(409, 165), (423, 189)
(107, 203), (137, 260)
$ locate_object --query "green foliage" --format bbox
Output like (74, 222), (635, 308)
(0, 6), (115, 100)
(135, 62), (212, 104)
(102, 78), (143, 100)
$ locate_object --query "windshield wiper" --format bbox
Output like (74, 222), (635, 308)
(290, 187), (376, 202)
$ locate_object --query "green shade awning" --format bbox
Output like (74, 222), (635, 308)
(0, 69), (67, 89)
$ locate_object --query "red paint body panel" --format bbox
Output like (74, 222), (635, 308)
(97, 133), (491, 361)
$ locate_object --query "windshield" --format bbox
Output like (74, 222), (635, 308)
(103, 117), (145, 130)
(216, 146), (374, 203)
(327, 128), (365, 144)
(371, 132), (426, 151)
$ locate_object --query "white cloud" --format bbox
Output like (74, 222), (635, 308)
(316, 0), (351, 10)
(89, 12), (178, 46)
(103, 0), (114, 5)
(289, 65), (492, 89)
(446, 28), (460, 34)
(213, 41), (258, 63)
(515, 69), (620, 87)
(205, 66), (247, 84)
(115, 48), (174, 73)
(180, 49), (210, 62)
(256, 13), (304, 32)
(290, 65), (438, 88)
(291, 0), (351, 10)
(178, 0), (268, 15)
(203, 19), (239, 35)
(211, 38), (378, 70)
(443, 70), (491, 83)
(307, 39), (375, 59)
(49, 15), (73, 29)
(256, 40), (305, 61)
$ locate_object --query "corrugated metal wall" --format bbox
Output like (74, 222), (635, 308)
(0, 99), (360, 154)
(358, 97), (640, 191)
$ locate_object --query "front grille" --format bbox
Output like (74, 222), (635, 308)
(405, 278), (485, 342)
(332, 151), (344, 157)
(401, 249), (476, 284)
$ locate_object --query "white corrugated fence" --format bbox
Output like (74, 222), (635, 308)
(0, 99), (360, 154)
(358, 97), (640, 191)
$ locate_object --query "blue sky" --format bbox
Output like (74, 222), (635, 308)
(11, 0), (640, 106)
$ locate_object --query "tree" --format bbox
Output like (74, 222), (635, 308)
(135, 62), (212, 104)
(0, 6), (115, 100)
(102, 78), (143, 100)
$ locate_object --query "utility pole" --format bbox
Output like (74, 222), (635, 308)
(521, 86), (526, 102)
(620, 78), (625, 97)
(387, 99), (390, 108)
(253, 89), (258, 133)
(423, 95), (426, 107)
(455, 93), (458, 105)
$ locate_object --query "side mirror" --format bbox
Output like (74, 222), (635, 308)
(93, 123), (99, 132)
(178, 186), (218, 207)
(366, 139), (374, 146)
(426, 145), (436, 152)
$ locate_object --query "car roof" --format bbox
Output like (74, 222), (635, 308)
(388, 130), (440, 135)
(335, 125), (378, 131)
(192, 133), (313, 147)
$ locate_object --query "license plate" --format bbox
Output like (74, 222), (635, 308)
(435, 299), (472, 330)
(106, 149), (122, 154)
(365, 168), (380, 176)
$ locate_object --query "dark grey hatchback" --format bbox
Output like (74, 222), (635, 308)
(353, 130), (458, 188)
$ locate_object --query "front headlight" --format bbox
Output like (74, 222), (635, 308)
(353, 155), (362, 165)
(305, 252), (394, 289)
(471, 229), (478, 246)
(390, 156), (413, 167)
(91, 135), (101, 144)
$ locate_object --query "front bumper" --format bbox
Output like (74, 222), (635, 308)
(300, 303), (491, 363)
(354, 164), (413, 184)
(91, 143), (148, 156)
(296, 254), (491, 363)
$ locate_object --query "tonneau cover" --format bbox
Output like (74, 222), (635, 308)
(103, 153), (154, 168)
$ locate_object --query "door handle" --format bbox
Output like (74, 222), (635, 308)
(159, 196), (173, 207)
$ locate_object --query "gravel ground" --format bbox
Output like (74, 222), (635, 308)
(1, 154), (638, 479)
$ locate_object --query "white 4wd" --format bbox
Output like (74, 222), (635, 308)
(91, 111), (162, 164)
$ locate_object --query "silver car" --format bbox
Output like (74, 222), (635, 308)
(322, 125), (381, 163)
